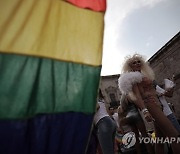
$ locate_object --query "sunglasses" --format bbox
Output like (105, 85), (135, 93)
(132, 60), (141, 65)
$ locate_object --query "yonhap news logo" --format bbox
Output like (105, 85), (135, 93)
(139, 137), (180, 144)
(122, 132), (136, 148)
(122, 132), (180, 149)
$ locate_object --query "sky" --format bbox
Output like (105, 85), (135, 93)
(101, 0), (180, 76)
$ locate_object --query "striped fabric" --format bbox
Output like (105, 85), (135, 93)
(0, 0), (106, 153)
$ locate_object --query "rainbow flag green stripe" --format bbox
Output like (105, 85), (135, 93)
(0, 53), (101, 119)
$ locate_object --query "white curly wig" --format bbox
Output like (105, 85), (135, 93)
(121, 53), (155, 81)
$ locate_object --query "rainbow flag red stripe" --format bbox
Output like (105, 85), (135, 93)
(67, 0), (106, 11)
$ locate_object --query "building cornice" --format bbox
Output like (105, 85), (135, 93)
(148, 31), (180, 64)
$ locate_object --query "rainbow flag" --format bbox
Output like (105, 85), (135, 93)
(0, 0), (106, 153)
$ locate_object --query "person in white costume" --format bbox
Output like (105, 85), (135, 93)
(155, 79), (180, 133)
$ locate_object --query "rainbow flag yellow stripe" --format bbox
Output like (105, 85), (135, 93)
(0, 0), (104, 66)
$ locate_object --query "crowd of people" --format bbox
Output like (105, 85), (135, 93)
(87, 53), (180, 154)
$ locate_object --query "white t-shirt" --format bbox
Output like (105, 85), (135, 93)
(94, 101), (110, 125)
(156, 85), (172, 116)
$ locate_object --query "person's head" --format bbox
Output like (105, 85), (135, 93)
(108, 107), (115, 115)
(121, 53), (155, 80)
(122, 54), (145, 72)
(117, 105), (124, 115)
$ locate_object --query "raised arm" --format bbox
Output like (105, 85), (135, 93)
(132, 83), (153, 122)
(131, 83), (146, 110)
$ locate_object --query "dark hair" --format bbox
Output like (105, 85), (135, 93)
(152, 80), (157, 89)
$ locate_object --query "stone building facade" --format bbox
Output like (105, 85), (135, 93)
(100, 75), (121, 108)
(100, 31), (180, 120)
(149, 31), (180, 119)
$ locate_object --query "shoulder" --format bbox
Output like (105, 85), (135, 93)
(118, 72), (143, 94)
(118, 72), (143, 85)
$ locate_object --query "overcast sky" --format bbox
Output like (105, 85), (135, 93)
(101, 0), (180, 76)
